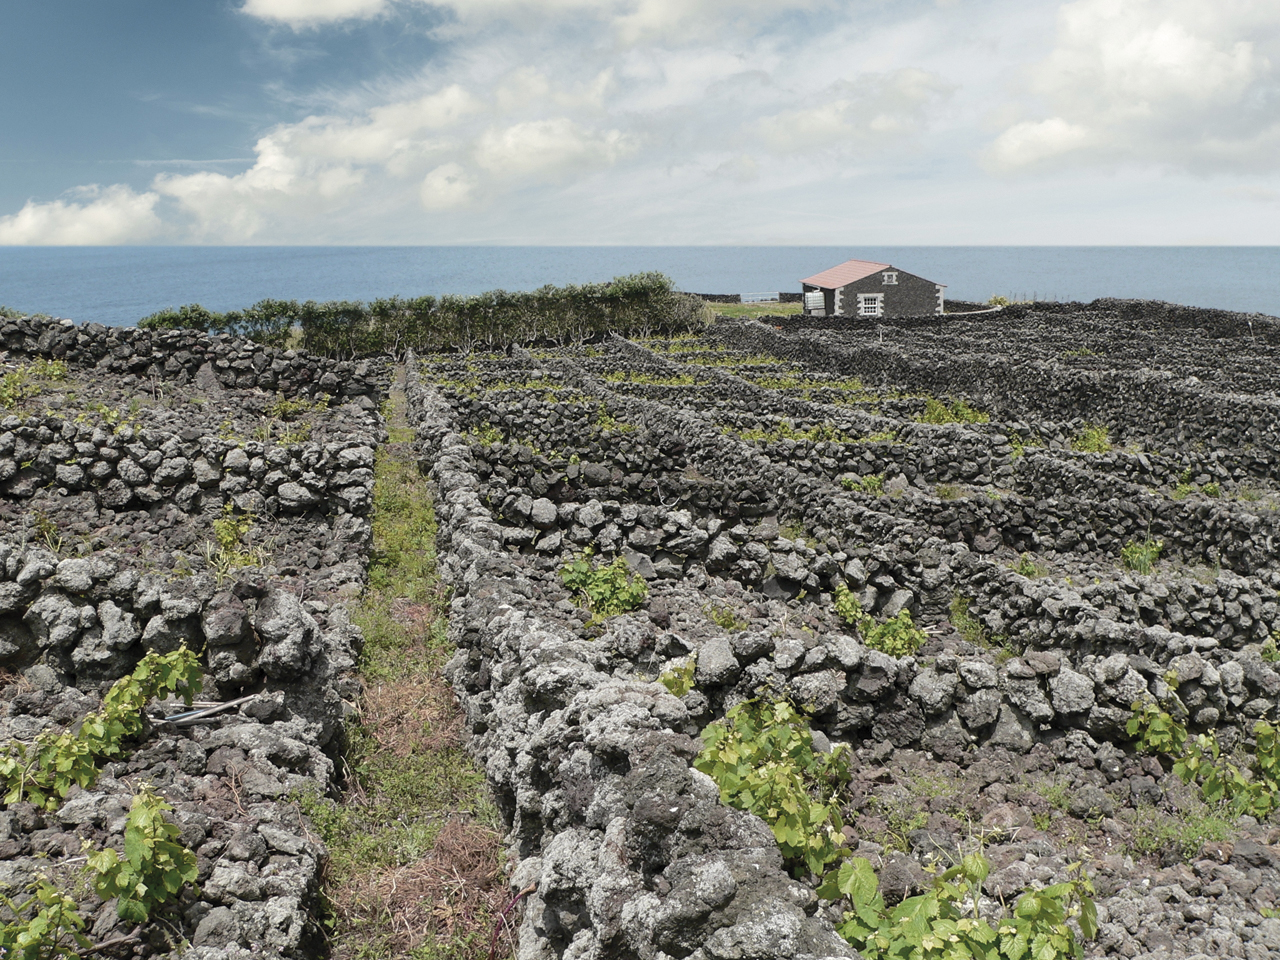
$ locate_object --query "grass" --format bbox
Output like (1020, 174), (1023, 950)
(1124, 804), (1234, 860)
(300, 386), (508, 960)
(1071, 424), (1111, 453)
(709, 301), (803, 318)
(1121, 537), (1163, 575)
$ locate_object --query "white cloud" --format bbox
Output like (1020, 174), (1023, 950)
(420, 163), (475, 209)
(0, 185), (163, 245)
(474, 118), (633, 179)
(757, 69), (952, 153)
(239, 0), (390, 28)
(987, 0), (1280, 171)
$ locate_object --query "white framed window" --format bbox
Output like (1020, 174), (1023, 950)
(858, 293), (884, 317)
(882, 272), (898, 285)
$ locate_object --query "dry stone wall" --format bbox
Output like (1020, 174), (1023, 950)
(0, 316), (388, 959)
(414, 303), (1280, 960)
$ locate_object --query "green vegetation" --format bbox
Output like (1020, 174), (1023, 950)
(1, 652), (203, 956)
(560, 551), (649, 617)
(918, 398), (989, 425)
(658, 659), (697, 697)
(1128, 702), (1280, 819)
(1125, 804), (1234, 860)
(1262, 634), (1280, 664)
(841, 474), (885, 495)
(0, 358), (69, 408)
(86, 787), (199, 923)
(819, 853), (1096, 960)
(856, 430), (898, 445)
(1070, 424), (1111, 454)
(309, 389), (504, 959)
(1, 649), (201, 808)
(949, 596), (988, 647)
(704, 603), (749, 632)
(834, 583), (928, 657)
(205, 502), (266, 578)
(708, 301), (804, 319)
(1063, 346), (1097, 358)
(936, 483), (962, 500)
(1120, 537), (1162, 575)
(1014, 553), (1049, 578)
(140, 273), (708, 358)
(695, 698), (851, 875)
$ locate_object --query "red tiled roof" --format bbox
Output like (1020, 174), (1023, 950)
(800, 258), (893, 289)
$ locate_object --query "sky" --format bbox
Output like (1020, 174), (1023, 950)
(1, 0), (1278, 246)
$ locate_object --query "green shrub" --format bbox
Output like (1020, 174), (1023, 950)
(1015, 552), (1048, 578)
(0, 649), (202, 808)
(560, 552), (648, 616)
(86, 786), (199, 923)
(658, 659), (696, 697)
(834, 584), (927, 657)
(695, 699), (850, 875)
(1071, 424), (1111, 453)
(1121, 537), (1162, 574)
(1128, 702), (1280, 819)
(819, 853), (1096, 960)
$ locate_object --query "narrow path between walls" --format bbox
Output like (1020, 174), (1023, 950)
(299, 373), (509, 960)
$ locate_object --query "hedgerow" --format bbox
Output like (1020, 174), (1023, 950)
(138, 273), (707, 358)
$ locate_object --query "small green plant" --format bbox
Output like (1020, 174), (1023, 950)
(1071, 424), (1111, 453)
(949, 595), (988, 647)
(704, 603), (748, 632)
(0, 649), (202, 809)
(695, 698), (850, 875)
(86, 786), (200, 923)
(560, 550), (648, 616)
(1015, 552), (1048, 578)
(208, 502), (264, 574)
(834, 584), (928, 657)
(1171, 483), (1195, 500)
(936, 483), (962, 500)
(988, 295), (1011, 307)
(1202, 481), (1220, 497)
(1128, 702), (1280, 819)
(658, 659), (696, 697)
(841, 474), (885, 495)
(267, 391), (329, 421)
(918, 397), (989, 425)
(855, 430), (897, 444)
(467, 422), (505, 444)
(0, 877), (92, 959)
(819, 852), (1096, 960)
(1009, 435), (1026, 459)
(1261, 634), (1280, 663)
(0, 359), (69, 408)
(1121, 537), (1162, 574)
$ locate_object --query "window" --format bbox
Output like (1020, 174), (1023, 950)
(882, 272), (898, 285)
(858, 293), (884, 317)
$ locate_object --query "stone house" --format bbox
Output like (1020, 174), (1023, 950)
(800, 258), (945, 318)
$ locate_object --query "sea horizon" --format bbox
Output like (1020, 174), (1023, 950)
(3, 245), (1279, 327)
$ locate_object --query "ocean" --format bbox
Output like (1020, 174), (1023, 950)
(2, 246), (1279, 327)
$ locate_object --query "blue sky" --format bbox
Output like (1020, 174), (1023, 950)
(2, 0), (1279, 245)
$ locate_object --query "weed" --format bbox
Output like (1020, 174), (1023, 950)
(936, 483), (962, 500)
(840, 474), (885, 496)
(560, 550), (648, 617)
(1202, 481), (1220, 497)
(1064, 346), (1097, 357)
(1015, 553), (1049, 578)
(1121, 538), (1162, 575)
(328, 389), (505, 960)
(855, 430), (898, 444)
(658, 659), (696, 696)
(1262, 634), (1280, 664)
(1125, 804), (1234, 860)
(949, 596), (988, 647)
(1071, 424), (1111, 453)
(207, 503), (265, 576)
(704, 603), (748, 632)
(918, 397), (989, 425)
(268, 392), (329, 420)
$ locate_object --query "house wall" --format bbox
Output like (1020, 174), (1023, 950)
(801, 283), (836, 316)
(838, 269), (943, 318)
